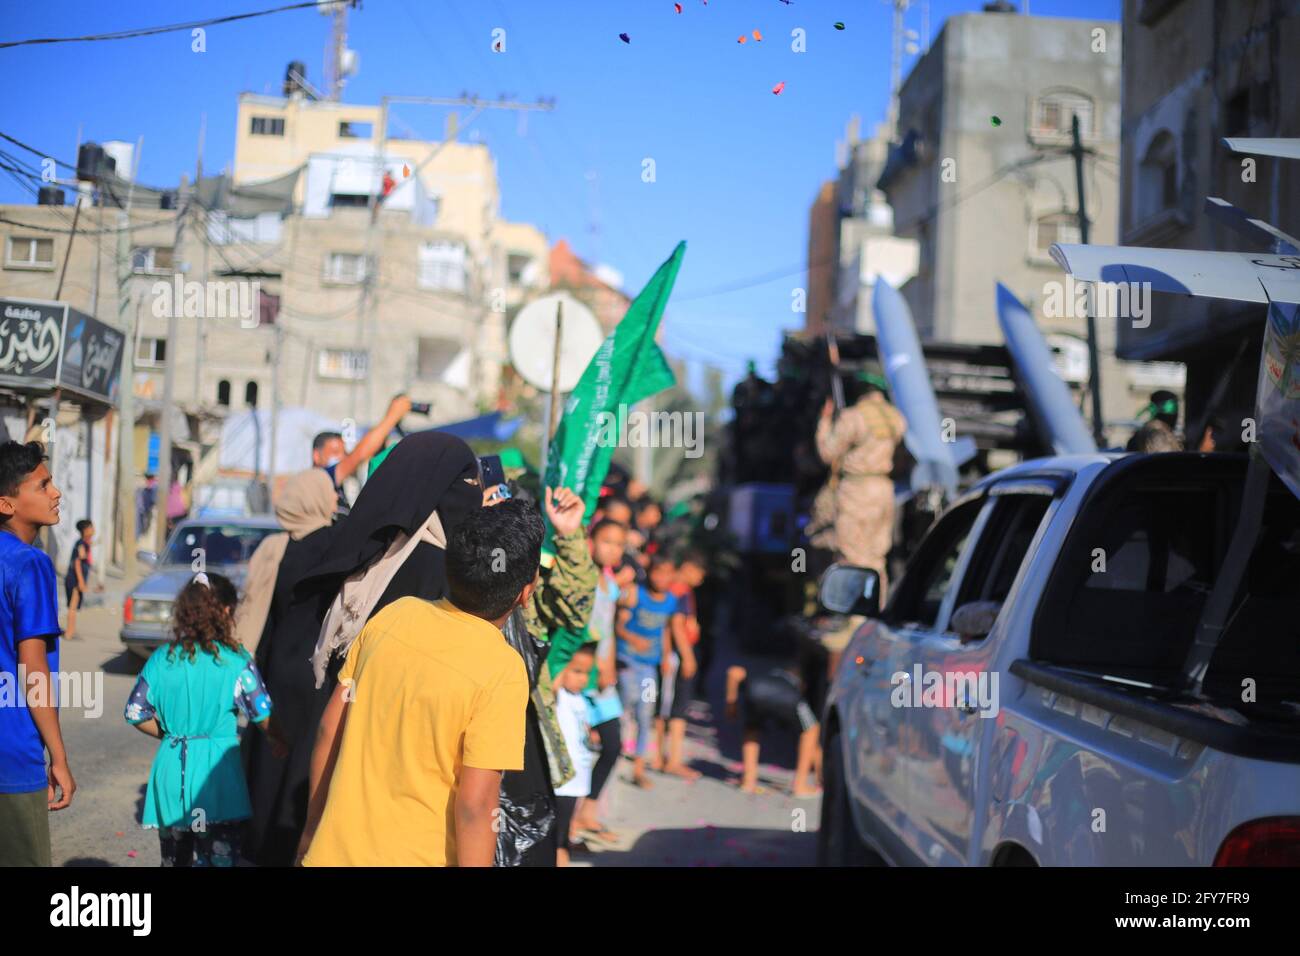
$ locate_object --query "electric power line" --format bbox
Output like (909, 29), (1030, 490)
(0, 1), (341, 50)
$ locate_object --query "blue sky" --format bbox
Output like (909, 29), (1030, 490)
(0, 0), (1118, 387)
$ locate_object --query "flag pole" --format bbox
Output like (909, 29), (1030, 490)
(542, 299), (564, 473)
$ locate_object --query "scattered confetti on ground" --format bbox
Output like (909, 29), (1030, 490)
(114, 831), (124, 837)
(127, 850), (137, 858)
(772, 81), (785, 95)
(619, 33), (631, 44)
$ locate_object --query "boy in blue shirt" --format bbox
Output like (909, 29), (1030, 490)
(0, 441), (75, 866)
(616, 555), (685, 789)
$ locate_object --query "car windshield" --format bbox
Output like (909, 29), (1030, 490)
(161, 524), (277, 567)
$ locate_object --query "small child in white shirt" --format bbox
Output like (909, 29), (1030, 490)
(554, 643), (597, 866)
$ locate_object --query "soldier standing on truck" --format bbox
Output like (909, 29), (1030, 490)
(815, 373), (907, 594)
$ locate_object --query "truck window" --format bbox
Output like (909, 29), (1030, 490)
(1204, 488), (1300, 713)
(956, 494), (1052, 609)
(1033, 483), (1219, 681)
(885, 498), (983, 629)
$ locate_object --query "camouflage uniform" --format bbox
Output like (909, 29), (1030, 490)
(815, 392), (907, 592)
(524, 529), (598, 790)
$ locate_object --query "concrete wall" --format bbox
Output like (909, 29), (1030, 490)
(880, 10), (1148, 441)
(1117, 0), (1300, 369)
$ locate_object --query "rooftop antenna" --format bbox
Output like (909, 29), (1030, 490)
(886, 0), (912, 140)
(319, 0), (357, 101)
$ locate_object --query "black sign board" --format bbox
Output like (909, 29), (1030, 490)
(58, 308), (123, 404)
(0, 298), (64, 385)
(0, 298), (123, 406)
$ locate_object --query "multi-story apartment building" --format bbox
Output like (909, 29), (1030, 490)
(0, 81), (553, 463)
(1117, 0), (1300, 443)
(0, 79), (553, 558)
(873, 5), (1171, 443)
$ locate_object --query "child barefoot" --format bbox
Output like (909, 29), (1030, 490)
(725, 664), (821, 798)
(616, 557), (682, 788)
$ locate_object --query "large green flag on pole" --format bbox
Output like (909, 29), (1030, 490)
(542, 241), (685, 549)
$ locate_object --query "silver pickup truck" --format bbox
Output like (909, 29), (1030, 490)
(818, 451), (1300, 866)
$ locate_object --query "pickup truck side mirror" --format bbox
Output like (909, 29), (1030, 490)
(950, 600), (1001, 642)
(818, 564), (882, 617)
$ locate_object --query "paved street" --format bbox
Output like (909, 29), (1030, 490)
(47, 577), (155, 868)
(49, 572), (819, 868)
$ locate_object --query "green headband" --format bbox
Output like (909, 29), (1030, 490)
(856, 371), (890, 393)
(1139, 398), (1178, 421)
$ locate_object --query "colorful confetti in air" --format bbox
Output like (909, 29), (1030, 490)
(402, 164), (410, 178)
(834, 21), (846, 30)
(990, 115), (1002, 126)
(772, 80), (786, 95)
(753, 29), (763, 41)
(619, 32), (631, 43)
(737, 35), (747, 43)
(674, 2), (682, 11)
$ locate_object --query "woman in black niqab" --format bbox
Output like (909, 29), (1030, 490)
(308, 429), (481, 614)
(242, 430), (481, 866)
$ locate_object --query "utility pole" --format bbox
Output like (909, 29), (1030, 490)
(268, 322), (281, 507)
(113, 205), (138, 576)
(1070, 113), (1105, 448)
(887, 0), (912, 140)
(154, 176), (188, 555)
(194, 114), (207, 406)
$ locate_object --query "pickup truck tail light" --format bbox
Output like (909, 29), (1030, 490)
(123, 596), (133, 623)
(1214, 817), (1300, 866)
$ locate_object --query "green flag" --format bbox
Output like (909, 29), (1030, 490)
(542, 241), (685, 548)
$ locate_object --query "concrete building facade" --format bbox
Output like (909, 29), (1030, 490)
(1117, 0), (1300, 444)
(828, 118), (921, 337)
(874, 7), (1171, 442)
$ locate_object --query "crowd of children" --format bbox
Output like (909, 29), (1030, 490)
(1, 438), (829, 869)
(540, 483), (717, 863)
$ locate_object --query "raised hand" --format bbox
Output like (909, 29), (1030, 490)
(545, 486), (585, 537)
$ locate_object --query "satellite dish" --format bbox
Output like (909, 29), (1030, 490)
(508, 293), (603, 392)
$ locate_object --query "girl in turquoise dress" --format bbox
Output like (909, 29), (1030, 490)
(124, 572), (284, 866)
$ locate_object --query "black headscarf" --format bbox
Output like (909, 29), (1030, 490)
(304, 430), (482, 587)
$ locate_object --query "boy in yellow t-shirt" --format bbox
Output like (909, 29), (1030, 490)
(299, 499), (543, 867)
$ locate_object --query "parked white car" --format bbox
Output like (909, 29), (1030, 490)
(818, 452), (1300, 866)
